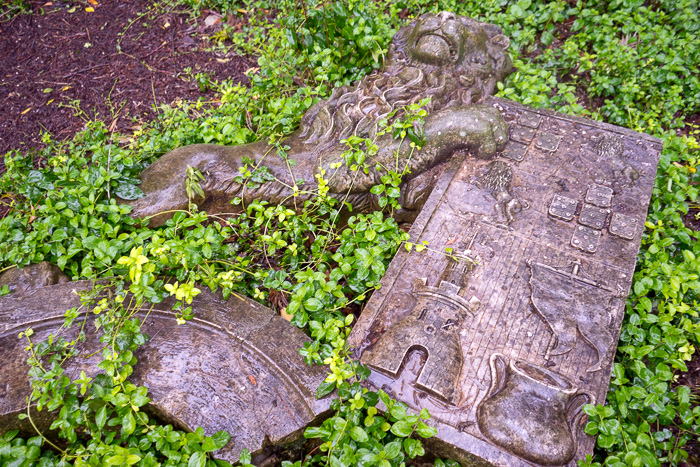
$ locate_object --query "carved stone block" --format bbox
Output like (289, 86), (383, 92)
(549, 195), (578, 221)
(501, 141), (528, 162)
(510, 125), (536, 144)
(518, 112), (542, 129)
(535, 133), (562, 152)
(585, 184), (614, 208)
(609, 212), (639, 240)
(571, 225), (601, 253)
(578, 203), (610, 230)
(349, 97), (662, 467)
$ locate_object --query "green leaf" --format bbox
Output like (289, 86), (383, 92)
(384, 440), (401, 459)
(386, 187), (400, 198)
(27, 170), (54, 191)
(370, 185), (385, 195)
(131, 393), (149, 407)
(95, 405), (107, 429)
(390, 405), (407, 420)
(403, 438), (425, 458)
(203, 431), (230, 451)
(598, 434), (615, 449)
(304, 297), (323, 312)
(415, 421), (437, 438)
(390, 420), (413, 437)
(316, 381), (336, 398)
(26, 445), (41, 460)
(541, 31), (554, 47)
(360, 453), (380, 466)
(114, 182), (144, 200)
(349, 426), (369, 443)
(239, 448), (252, 465)
(26, 436), (42, 448)
(121, 412), (136, 437)
(378, 390), (392, 409)
(189, 451), (207, 467)
(105, 455), (125, 466)
(304, 426), (331, 439)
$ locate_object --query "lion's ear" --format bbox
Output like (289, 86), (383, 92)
(490, 34), (510, 51)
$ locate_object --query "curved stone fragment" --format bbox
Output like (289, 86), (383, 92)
(0, 281), (330, 462)
(0, 261), (69, 294)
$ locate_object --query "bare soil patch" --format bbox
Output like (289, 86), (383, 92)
(0, 0), (254, 156)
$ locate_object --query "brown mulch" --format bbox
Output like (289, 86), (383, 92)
(684, 210), (700, 232)
(0, 0), (255, 156)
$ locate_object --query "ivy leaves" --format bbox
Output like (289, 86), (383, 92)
(303, 383), (437, 467)
(579, 135), (700, 467)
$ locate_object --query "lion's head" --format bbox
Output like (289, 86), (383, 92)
(299, 12), (513, 147)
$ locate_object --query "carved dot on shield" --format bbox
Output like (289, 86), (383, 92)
(585, 184), (614, 208)
(501, 141), (528, 161)
(579, 203), (610, 230)
(535, 133), (562, 152)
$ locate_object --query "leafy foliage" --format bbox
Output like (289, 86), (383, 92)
(0, 3), (421, 465)
(0, 0), (31, 20)
(301, 383), (438, 467)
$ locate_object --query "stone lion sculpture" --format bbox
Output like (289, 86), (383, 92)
(127, 12), (513, 226)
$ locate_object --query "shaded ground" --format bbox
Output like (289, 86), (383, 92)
(0, 0), (254, 155)
(684, 210), (700, 232)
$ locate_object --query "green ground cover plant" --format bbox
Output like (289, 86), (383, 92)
(0, 1), (698, 466)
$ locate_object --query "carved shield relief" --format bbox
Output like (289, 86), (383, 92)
(348, 97), (662, 467)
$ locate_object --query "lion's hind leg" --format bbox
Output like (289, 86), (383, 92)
(124, 144), (223, 227)
(127, 184), (191, 228)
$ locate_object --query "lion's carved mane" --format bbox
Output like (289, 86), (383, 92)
(298, 15), (513, 149)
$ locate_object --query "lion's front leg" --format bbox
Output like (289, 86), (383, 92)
(421, 104), (508, 163)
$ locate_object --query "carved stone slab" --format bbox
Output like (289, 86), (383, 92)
(0, 282), (330, 463)
(349, 97), (662, 467)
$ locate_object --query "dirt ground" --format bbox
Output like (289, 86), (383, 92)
(0, 0), (254, 156)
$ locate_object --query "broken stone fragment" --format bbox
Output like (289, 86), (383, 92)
(0, 269), (331, 463)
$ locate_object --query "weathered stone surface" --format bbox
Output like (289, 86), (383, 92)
(123, 13), (514, 227)
(0, 280), (330, 462)
(0, 261), (69, 293)
(348, 97), (662, 466)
